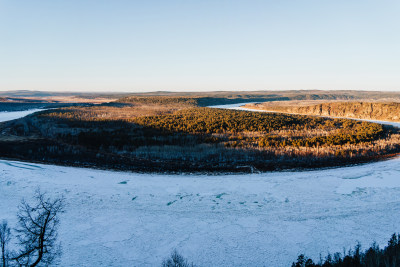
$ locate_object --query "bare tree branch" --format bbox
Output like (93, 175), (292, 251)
(11, 189), (65, 267)
(0, 220), (11, 267)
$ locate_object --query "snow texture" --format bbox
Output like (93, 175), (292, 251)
(0, 107), (400, 266)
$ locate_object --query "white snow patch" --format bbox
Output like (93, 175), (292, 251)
(1, 159), (400, 266)
(0, 109), (44, 123)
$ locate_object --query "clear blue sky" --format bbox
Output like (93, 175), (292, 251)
(1, 0), (399, 92)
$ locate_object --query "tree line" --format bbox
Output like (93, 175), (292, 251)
(292, 233), (400, 267)
(1, 104), (399, 173)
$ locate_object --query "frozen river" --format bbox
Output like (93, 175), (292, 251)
(0, 109), (44, 123)
(1, 107), (400, 266)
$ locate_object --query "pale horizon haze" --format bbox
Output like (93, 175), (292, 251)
(1, 0), (399, 92)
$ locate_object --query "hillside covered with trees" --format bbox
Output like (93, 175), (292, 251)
(246, 101), (400, 122)
(1, 97), (400, 173)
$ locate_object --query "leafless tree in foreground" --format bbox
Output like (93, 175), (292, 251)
(0, 220), (11, 267)
(11, 190), (65, 267)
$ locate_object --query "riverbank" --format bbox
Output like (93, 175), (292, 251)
(1, 105), (400, 174)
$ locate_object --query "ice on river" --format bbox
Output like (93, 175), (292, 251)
(1, 159), (400, 266)
(0, 109), (44, 123)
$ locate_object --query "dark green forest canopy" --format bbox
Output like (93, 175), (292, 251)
(132, 107), (386, 146)
(134, 107), (329, 132)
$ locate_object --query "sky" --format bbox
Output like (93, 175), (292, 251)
(0, 0), (400, 92)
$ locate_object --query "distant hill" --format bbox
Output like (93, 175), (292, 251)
(0, 90), (131, 99)
(2, 89), (400, 103)
(0, 90), (71, 97)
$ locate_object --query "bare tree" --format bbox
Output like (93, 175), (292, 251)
(12, 189), (65, 267)
(0, 220), (11, 267)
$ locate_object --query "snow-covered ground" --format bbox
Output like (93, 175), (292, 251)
(2, 159), (400, 266)
(0, 109), (44, 123)
(1, 108), (400, 266)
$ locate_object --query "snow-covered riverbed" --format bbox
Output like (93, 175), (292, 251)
(2, 159), (400, 266)
(1, 107), (400, 266)
(0, 109), (44, 123)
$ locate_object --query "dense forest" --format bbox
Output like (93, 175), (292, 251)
(133, 107), (386, 146)
(292, 233), (400, 267)
(1, 96), (399, 173)
(118, 96), (200, 107)
(246, 101), (400, 122)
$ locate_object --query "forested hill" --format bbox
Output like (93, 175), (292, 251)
(1, 102), (400, 173)
(245, 102), (400, 122)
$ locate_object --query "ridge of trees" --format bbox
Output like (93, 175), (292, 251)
(1, 103), (400, 173)
(292, 233), (400, 267)
(133, 107), (387, 147)
(247, 101), (400, 122)
(117, 96), (200, 107)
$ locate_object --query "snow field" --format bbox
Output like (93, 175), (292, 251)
(1, 159), (400, 266)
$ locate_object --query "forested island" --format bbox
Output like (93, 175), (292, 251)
(1, 95), (400, 173)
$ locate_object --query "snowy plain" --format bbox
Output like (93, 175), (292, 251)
(1, 108), (400, 266)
